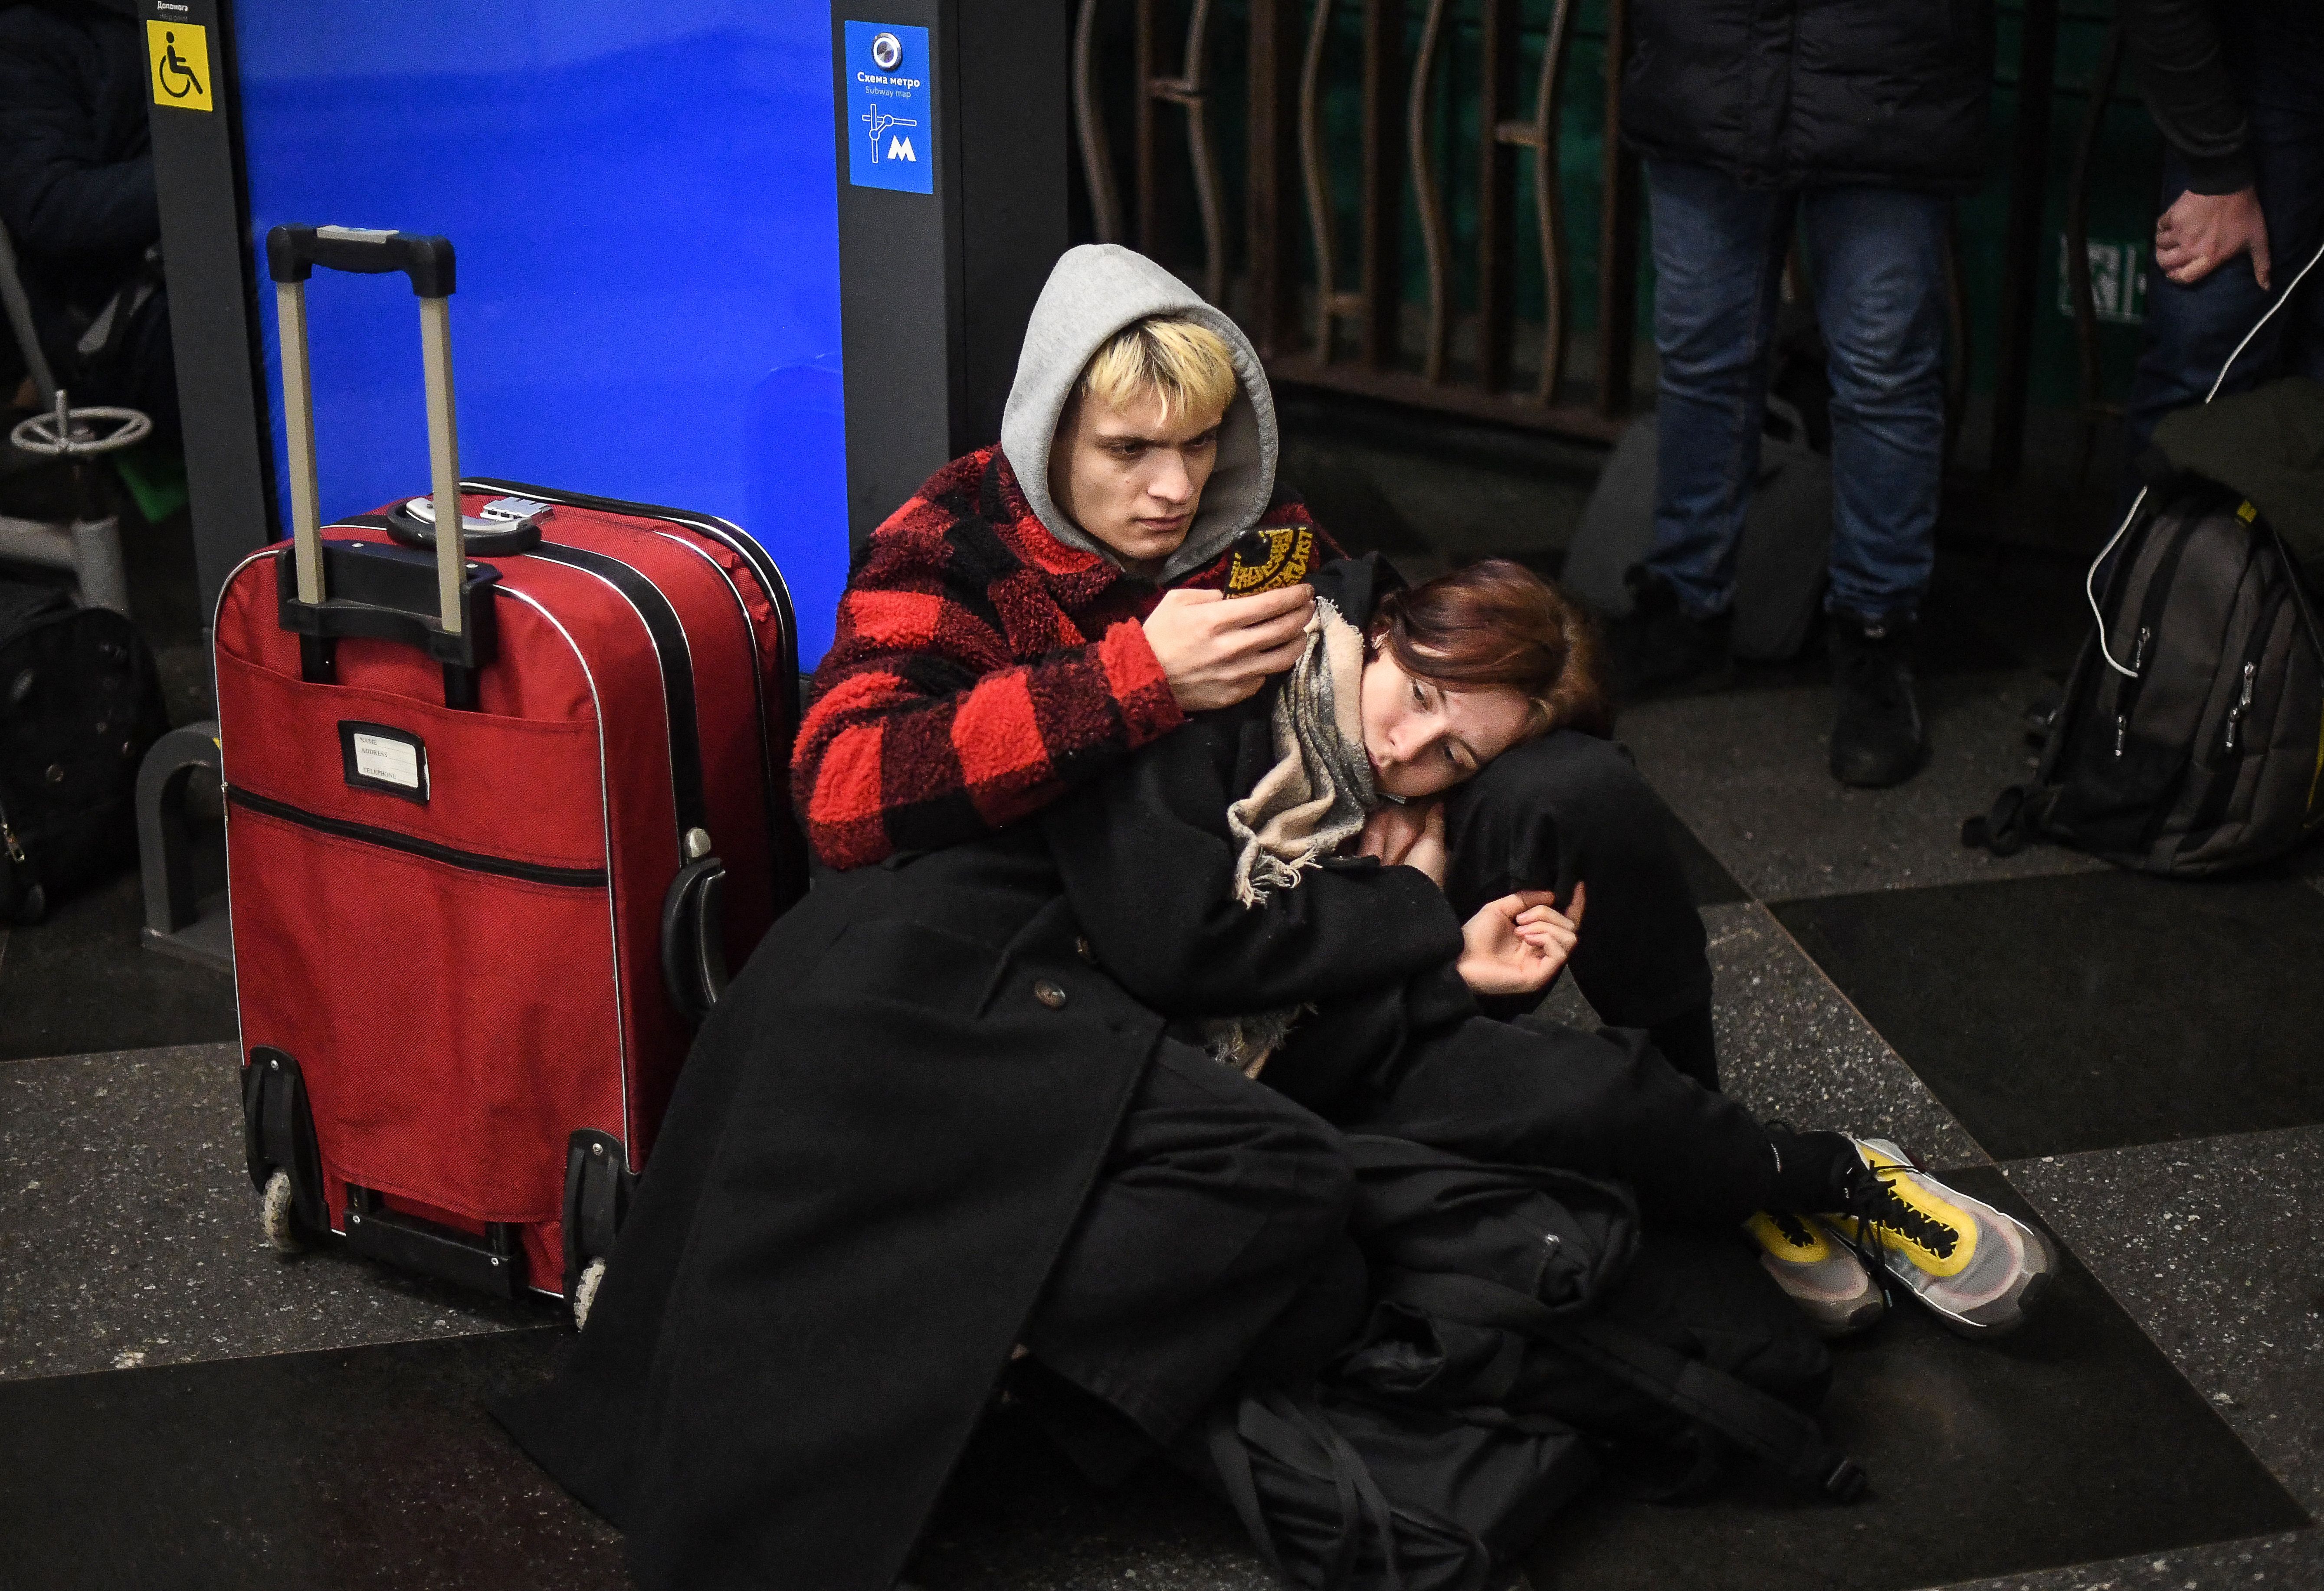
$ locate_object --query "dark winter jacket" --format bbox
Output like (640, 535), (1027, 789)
(0, 0), (157, 364)
(1620, 0), (1997, 193)
(2123, 0), (2324, 196)
(497, 557), (1469, 1591)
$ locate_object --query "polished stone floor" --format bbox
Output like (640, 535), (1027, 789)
(0, 434), (2315, 1589)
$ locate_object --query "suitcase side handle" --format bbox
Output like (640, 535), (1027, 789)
(266, 224), (472, 673)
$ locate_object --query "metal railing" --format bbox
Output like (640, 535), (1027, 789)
(1077, 0), (1645, 442)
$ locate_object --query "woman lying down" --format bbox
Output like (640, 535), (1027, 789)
(494, 556), (2054, 1591)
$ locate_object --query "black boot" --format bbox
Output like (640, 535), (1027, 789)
(1828, 612), (1927, 788)
(1612, 565), (1724, 697)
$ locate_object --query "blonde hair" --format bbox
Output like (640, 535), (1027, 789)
(1079, 315), (1239, 423)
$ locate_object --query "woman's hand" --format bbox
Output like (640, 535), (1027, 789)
(1356, 800), (1447, 888)
(1456, 882), (1586, 997)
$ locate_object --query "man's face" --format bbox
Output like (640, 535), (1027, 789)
(1049, 386), (1229, 577)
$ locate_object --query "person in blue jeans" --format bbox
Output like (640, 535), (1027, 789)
(1610, 0), (1996, 788)
(2123, 2), (2324, 466)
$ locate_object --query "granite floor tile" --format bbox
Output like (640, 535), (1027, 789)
(2004, 1126), (2324, 1512)
(1541, 903), (1984, 1169)
(0, 1044), (542, 1382)
(0, 863), (237, 1061)
(1530, 1170), (2307, 1591)
(1775, 873), (2324, 1160)
(0, 1330), (626, 1591)
(1620, 668), (2108, 901)
(1935, 1528), (2321, 1591)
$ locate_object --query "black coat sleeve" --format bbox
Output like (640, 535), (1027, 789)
(2121, 0), (2252, 195)
(1041, 707), (1468, 1021)
(0, 12), (159, 261)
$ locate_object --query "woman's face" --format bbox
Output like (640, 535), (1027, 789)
(1358, 648), (1538, 801)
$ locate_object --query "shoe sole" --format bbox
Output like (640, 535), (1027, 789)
(1910, 1218), (2058, 1339)
(1831, 740), (1931, 789)
(1847, 1139), (2058, 1338)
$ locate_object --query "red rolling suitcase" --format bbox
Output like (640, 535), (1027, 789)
(217, 226), (804, 1319)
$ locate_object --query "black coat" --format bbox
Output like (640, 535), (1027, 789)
(1621, 0), (1996, 193)
(496, 561), (1475, 1591)
(0, 0), (156, 362)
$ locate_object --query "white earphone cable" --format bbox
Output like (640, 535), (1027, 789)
(2085, 231), (2324, 678)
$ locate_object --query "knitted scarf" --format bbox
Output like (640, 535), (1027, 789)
(1205, 597), (1376, 1075)
(1226, 596), (1376, 906)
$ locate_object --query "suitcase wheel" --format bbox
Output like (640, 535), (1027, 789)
(571, 1257), (608, 1331)
(260, 1168), (308, 1254)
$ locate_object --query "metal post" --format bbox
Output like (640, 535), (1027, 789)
(275, 280), (322, 606)
(1991, 0), (2059, 481)
(417, 295), (463, 631)
(1246, 0), (1302, 354)
(1593, 0), (1639, 419)
(1359, 0), (1403, 370)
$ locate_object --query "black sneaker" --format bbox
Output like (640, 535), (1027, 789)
(1829, 612), (1927, 787)
(1612, 565), (1724, 697)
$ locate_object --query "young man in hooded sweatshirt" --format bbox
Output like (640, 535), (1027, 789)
(793, 243), (1723, 1088)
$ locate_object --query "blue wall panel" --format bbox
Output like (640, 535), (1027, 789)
(236, 2), (848, 664)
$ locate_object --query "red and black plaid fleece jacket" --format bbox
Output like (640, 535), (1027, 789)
(792, 446), (1338, 870)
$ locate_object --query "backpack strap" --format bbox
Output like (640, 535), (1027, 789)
(1382, 1270), (1866, 1504)
(1211, 1387), (1460, 1591)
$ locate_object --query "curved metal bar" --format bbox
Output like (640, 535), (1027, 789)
(1177, 0), (1226, 304)
(1299, 0), (1341, 358)
(1407, 0), (1452, 381)
(1073, 0), (1125, 243)
(1529, 0), (1575, 403)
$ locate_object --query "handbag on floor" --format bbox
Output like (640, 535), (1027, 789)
(1963, 479), (2324, 876)
(0, 578), (167, 923)
(1198, 1138), (1862, 1591)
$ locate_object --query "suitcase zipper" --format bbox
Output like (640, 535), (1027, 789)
(225, 786), (608, 887)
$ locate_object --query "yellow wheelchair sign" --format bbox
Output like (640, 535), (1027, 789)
(147, 21), (212, 113)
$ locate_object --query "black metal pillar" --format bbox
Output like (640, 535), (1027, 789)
(143, 0), (272, 617)
(830, 0), (1071, 544)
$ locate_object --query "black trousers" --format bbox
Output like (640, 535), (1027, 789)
(1027, 1020), (1777, 1463)
(1022, 1041), (1362, 1455)
(1440, 728), (1719, 1087)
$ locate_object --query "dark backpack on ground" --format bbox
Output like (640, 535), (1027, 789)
(1964, 485), (2324, 875)
(0, 581), (168, 922)
(1197, 1138), (1861, 1591)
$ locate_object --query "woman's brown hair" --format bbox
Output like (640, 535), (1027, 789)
(1368, 559), (1612, 739)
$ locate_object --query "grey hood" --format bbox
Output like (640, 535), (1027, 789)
(1000, 244), (1278, 582)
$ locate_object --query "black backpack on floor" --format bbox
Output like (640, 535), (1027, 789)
(1965, 485), (2324, 875)
(0, 581), (169, 922)
(1197, 1139), (1862, 1591)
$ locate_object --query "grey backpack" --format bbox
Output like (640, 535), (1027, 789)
(1966, 485), (2324, 875)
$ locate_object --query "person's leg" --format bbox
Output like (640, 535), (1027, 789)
(1437, 728), (1718, 1087)
(1640, 162), (1794, 618)
(1799, 186), (1948, 625)
(1356, 1015), (1793, 1227)
(1021, 1040), (1360, 1463)
(1797, 185), (1949, 787)
(1360, 1016), (2055, 1335)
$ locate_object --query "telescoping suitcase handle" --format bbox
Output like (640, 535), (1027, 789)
(264, 224), (497, 703)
